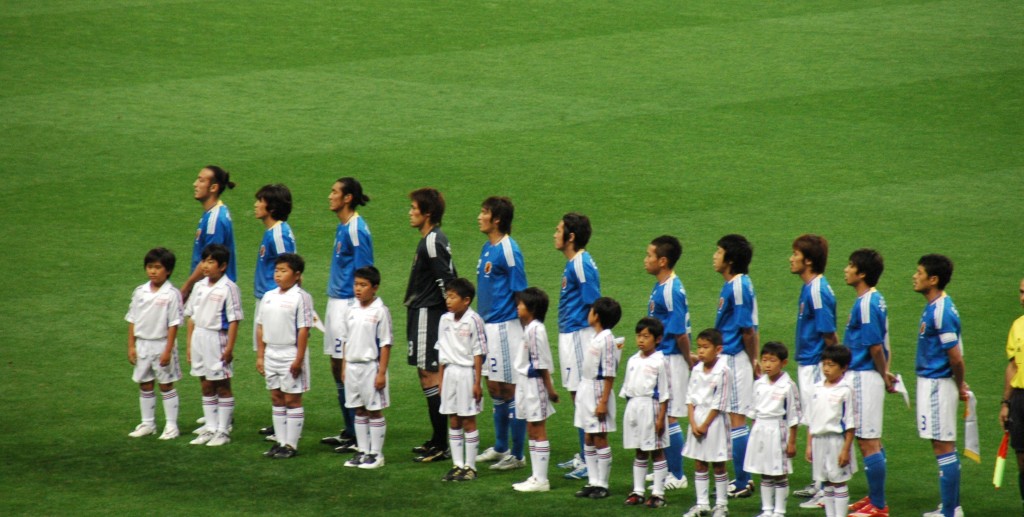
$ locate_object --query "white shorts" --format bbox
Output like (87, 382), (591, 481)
(744, 418), (792, 476)
(514, 374), (555, 422)
(725, 351), (754, 417)
(683, 407), (731, 463)
(132, 338), (182, 384)
(916, 377), (958, 442)
(811, 432), (857, 483)
(666, 354), (690, 418)
(324, 297), (355, 357)
(263, 345), (310, 394)
(574, 378), (616, 433)
(622, 396), (668, 451)
(345, 361), (389, 411)
(849, 369), (884, 439)
(482, 320), (523, 384)
(558, 327), (594, 391)
(189, 327), (233, 381)
(440, 364), (482, 417)
(798, 363), (823, 426)
(252, 298), (262, 351)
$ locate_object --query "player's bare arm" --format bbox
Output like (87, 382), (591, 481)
(375, 345), (391, 391)
(596, 376), (614, 420)
(947, 345), (968, 401)
(677, 334), (694, 368)
(1002, 358), (1017, 427)
(542, 370), (559, 403)
(127, 323), (137, 364)
(741, 326), (760, 377)
(160, 326), (178, 367)
(869, 343), (894, 391)
(223, 320), (238, 364)
(292, 327), (309, 377)
(255, 324), (266, 375)
(839, 428), (855, 467)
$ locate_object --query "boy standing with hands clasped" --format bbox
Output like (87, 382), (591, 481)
(621, 317), (671, 508)
(683, 329), (732, 517)
(806, 345), (857, 517)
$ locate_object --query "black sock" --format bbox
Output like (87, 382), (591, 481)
(425, 385), (445, 448)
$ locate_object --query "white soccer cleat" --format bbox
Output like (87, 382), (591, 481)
(192, 425), (208, 435)
(196, 416), (206, 425)
(158, 425), (180, 440)
(922, 505), (964, 517)
(793, 483), (818, 498)
(358, 453), (385, 469)
(682, 504), (711, 517)
(512, 476), (550, 492)
(659, 473), (688, 490)
(799, 490), (825, 509)
(711, 503), (729, 517)
(206, 432), (231, 447)
(556, 453), (582, 469)
(477, 447), (509, 462)
(490, 454), (526, 471)
(189, 430), (215, 445)
(128, 423), (157, 438)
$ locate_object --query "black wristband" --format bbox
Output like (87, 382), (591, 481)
(1003, 399), (1011, 406)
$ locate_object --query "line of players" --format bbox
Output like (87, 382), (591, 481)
(123, 166), (968, 517)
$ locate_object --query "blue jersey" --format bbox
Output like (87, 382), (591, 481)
(794, 275), (836, 366)
(647, 274), (691, 355)
(714, 274), (758, 356)
(476, 235), (527, 324)
(191, 201), (236, 281)
(558, 251), (601, 333)
(916, 294), (962, 378)
(254, 221), (296, 299)
(327, 213), (373, 299)
(844, 288), (889, 371)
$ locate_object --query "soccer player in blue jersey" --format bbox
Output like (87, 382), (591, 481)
(181, 165), (237, 302)
(643, 235), (692, 491)
(712, 234), (760, 499)
(789, 234), (838, 506)
(842, 249), (894, 517)
(320, 178), (374, 453)
(913, 254), (968, 517)
(554, 212), (601, 479)
(475, 196), (529, 471)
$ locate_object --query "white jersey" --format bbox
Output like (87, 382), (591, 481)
(125, 281), (183, 340)
(513, 319), (554, 379)
(183, 276), (243, 331)
(436, 308), (487, 367)
(808, 377), (855, 436)
(750, 371), (801, 425)
(619, 350), (669, 402)
(687, 358), (731, 421)
(257, 285), (315, 347)
(581, 328), (619, 381)
(343, 297), (393, 362)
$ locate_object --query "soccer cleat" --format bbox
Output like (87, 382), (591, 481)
(557, 453), (582, 469)
(441, 466), (463, 482)
(793, 483), (819, 498)
(344, 452), (365, 467)
(575, 485), (598, 498)
(490, 454), (526, 471)
(587, 486), (610, 499)
(477, 447), (509, 462)
(755, 512), (774, 517)
(849, 496), (871, 512)
(273, 444), (298, 459)
(265, 434), (277, 442)
(206, 432), (231, 447)
(189, 431), (215, 445)
(158, 425), (180, 440)
(414, 446), (448, 463)
(258, 425), (274, 436)
(196, 416), (206, 425)
(646, 472), (655, 482)
(799, 490), (825, 509)
(358, 453), (385, 469)
(263, 444), (283, 458)
(850, 503), (889, 517)
(513, 476), (551, 492)
(710, 504), (729, 517)
(922, 504), (964, 517)
(454, 467), (477, 481)
(128, 423), (157, 438)
(682, 504), (712, 517)
(412, 441), (433, 454)
(192, 424), (209, 435)
(564, 465), (588, 480)
(645, 495), (666, 508)
(624, 492), (646, 505)
(653, 473), (688, 491)
(333, 438), (358, 454)
(727, 480), (755, 499)
(321, 432), (353, 446)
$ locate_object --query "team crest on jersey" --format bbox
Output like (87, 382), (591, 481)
(648, 300), (655, 313)
(799, 302), (805, 316)
(335, 241), (341, 254)
(484, 261), (492, 275)
(919, 322), (927, 335)
(561, 276), (567, 290)
(259, 245), (266, 258)
(717, 298), (724, 311)
(195, 228), (202, 241)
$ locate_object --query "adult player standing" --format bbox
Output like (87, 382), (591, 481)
(181, 165), (236, 302)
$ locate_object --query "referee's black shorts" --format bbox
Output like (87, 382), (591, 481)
(1010, 388), (1024, 452)
(407, 305), (444, 372)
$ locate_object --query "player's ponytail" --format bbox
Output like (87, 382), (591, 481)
(337, 177), (370, 208)
(205, 165), (236, 195)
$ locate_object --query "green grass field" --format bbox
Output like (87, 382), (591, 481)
(1, 1), (1021, 515)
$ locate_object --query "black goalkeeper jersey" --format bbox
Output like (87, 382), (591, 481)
(404, 227), (457, 309)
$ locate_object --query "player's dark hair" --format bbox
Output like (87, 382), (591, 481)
(410, 187), (445, 226)
(144, 247), (176, 276)
(516, 287), (549, 323)
(355, 265), (381, 286)
(635, 317), (664, 339)
(793, 234), (829, 274)
(275, 252), (305, 274)
(561, 212), (592, 250)
(204, 165), (235, 196)
(336, 177), (370, 208)
(717, 234), (753, 274)
(760, 341), (788, 361)
(821, 344), (851, 369)
(918, 254), (954, 290)
(696, 328), (724, 347)
(201, 244), (231, 266)
(650, 235), (682, 269)
(481, 196), (514, 235)
(255, 184), (293, 222)
(848, 248), (884, 287)
(590, 297), (622, 330)
(446, 277), (476, 302)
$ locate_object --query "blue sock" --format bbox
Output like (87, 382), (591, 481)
(731, 425), (750, 487)
(578, 427), (586, 459)
(937, 451), (960, 516)
(666, 421), (685, 478)
(492, 398), (509, 453)
(336, 381), (354, 437)
(863, 451), (887, 508)
(508, 399), (526, 459)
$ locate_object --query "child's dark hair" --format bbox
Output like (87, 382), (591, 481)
(590, 297), (622, 330)
(821, 344), (851, 369)
(336, 177), (370, 208)
(144, 247), (176, 275)
(255, 184), (293, 222)
(696, 328), (723, 347)
(446, 278), (475, 301)
(635, 317), (664, 339)
(410, 187), (446, 226)
(717, 234), (753, 274)
(918, 254), (953, 290)
(650, 235), (682, 269)
(760, 341), (788, 361)
(205, 165), (236, 195)
(201, 244), (231, 266)
(793, 234), (829, 274)
(275, 253), (305, 274)
(481, 196), (515, 235)
(355, 265), (381, 286)
(516, 287), (549, 323)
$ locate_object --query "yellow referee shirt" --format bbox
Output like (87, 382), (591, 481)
(1008, 315), (1024, 388)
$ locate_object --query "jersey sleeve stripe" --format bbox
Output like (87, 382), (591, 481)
(810, 278), (823, 309)
(572, 255), (586, 282)
(501, 238), (516, 267)
(859, 294), (872, 325)
(206, 208), (219, 234)
(425, 232), (438, 259)
(348, 216), (361, 246)
(731, 276), (744, 305)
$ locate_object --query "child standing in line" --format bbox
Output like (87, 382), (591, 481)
(683, 329), (732, 517)
(806, 345), (857, 517)
(746, 342), (801, 517)
(621, 317), (671, 508)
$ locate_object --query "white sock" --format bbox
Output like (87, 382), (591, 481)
(833, 485), (849, 517)
(531, 440), (550, 483)
(714, 472), (729, 507)
(632, 458), (649, 494)
(465, 430), (479, 470)
(596, 447), (612, 488)
(201, 396), (218, 432)
(272, 406), (287, 445)
(775, 478), (790, 514)
(652, 459), (668, 497)
(161, 389), (178, 427)
(355, 416), (370, 453)
(695, 470), (710, 505)
(139, 390), (156, 426)
(285, 407), (304, 448)
(823, 486), (836, 517)
(216, 396), (234, 434)
(761, 478), (775, 513)
(584, 444), (598, 486)
(449, 428), (465, 468)
(369, 417), (386, 455)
